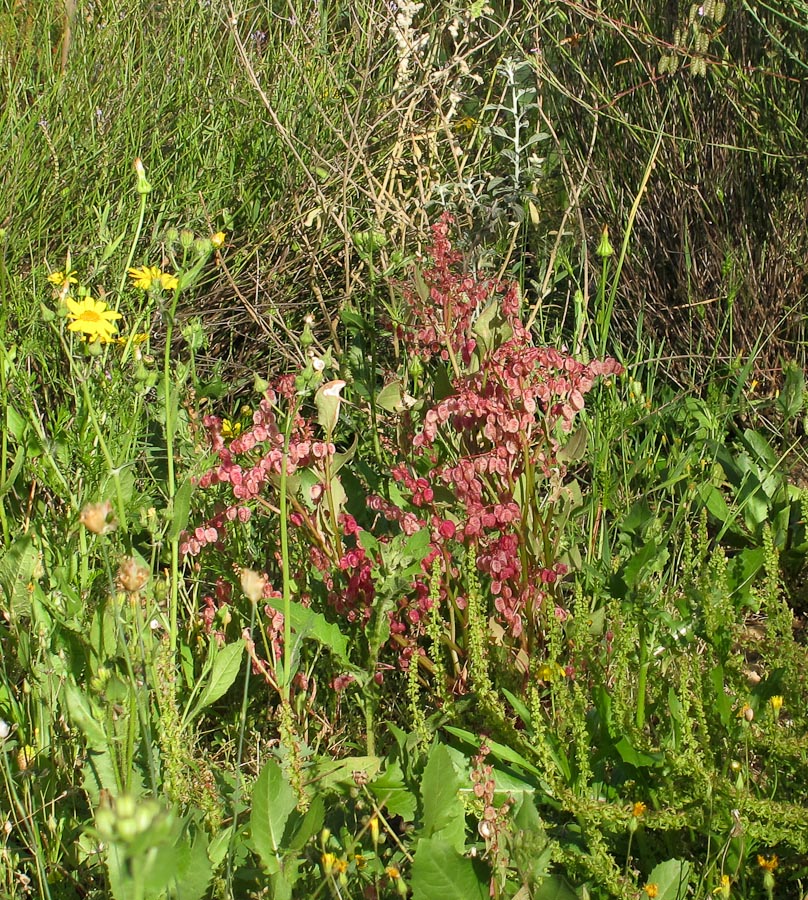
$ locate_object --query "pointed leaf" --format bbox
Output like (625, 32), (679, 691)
(0, 535), (38, 618)
(646, 858), (692, 900)
(184, 641), (244, 725)
(421, 744), (465, 851)
(263, 598), (353, 671)
(411, 838), (488, 900)
(251, 760), (296, 875)
(370, 759), (416, 820)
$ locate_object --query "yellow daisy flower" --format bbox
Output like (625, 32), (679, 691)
(48, 269), (78, 287)
(65, 297), (122, 343)
(211, 231), (226, 249)
(128, 265), (162, 290)
(114, 332), (149, 346)
(160, 271), (179, 291)
(128, 265), (179, 292)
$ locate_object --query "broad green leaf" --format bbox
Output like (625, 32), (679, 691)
(173, 830), (213, 900)
(251, 760), (297, 875)
(5, 404), (27, 441)
(308, 755), (381, 791)
(0, 447), (24, 500)
(100, 230), (127, 263)
(184, 641), (244, 726)
(331, 433), (358, 475)
(62, 680), (108, 751)
(82, 749), (120, 804)
(411, 838), (488, 900)
(646, 858), (692, 900)
(285, 794), (325, 852)
(370, 759), (417, 820)
(0, 535), (38, 618)
(556, 423), (588, 464)
(742, 428), (778, 467)
(207, 824), (236, 868)
(421, 744), (465, 852)
(533, 875), (579, 900)
(376, 381), (404, 412)
(614, 736), (663, 769)
(263, 598), (353, 671)
(167, 478), (194, 541)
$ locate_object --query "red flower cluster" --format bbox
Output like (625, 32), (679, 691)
(388, 217), (623, 638)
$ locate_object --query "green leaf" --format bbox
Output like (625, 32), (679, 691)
(556, 423), (588, 465)
(251, 760), (297, 875)
(370, 759), (417, 820)
(646, 858), (692, 900)
(443, 725), (542, 776)
(285, 794), (325, 852)
(309, 755), (381, 791)
(0, 535), (38, 618)
(167, 478), (194, 542)
(614, 736), (663, 769)
(5, 404), (27, 441)
(263, 598), (353, 671)
(173, 829), (213, 900)
(421, 744), (466, 852)
(99, 230), (127, 263)
(532, 875), (579, 900)
(207, 824), (235, 868)
(183, 641), (244, 726)
(62, 680), (108, 752)
(411, 838), (488, 900)
(0, 446), (24, 500)
(376, 381), (404, 412)
(709, 665), (733, 727)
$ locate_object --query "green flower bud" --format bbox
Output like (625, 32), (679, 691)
(133, 158), (152, 195)
(596, 225), (614, 259)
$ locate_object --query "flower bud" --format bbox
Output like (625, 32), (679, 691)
(240, 568), (267, 604)
(133, 158), (152, 195)
(117, 556), (149, 594)
(79, 500), (118, 535)
(596, 224), (614, 259)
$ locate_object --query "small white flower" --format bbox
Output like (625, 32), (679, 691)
(0, 720), (10, 740)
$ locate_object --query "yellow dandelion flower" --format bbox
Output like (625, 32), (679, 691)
(643, 884), (659, 899)
(332, 858), (348, 875)
(65, 297), (122, 343)
(211, 231), (226, 249)
(160, 271), (179, 291)
(354, 853), (367, 869)
(386, 866), (401, 879)
(115, 332), (149, 346)
(713, 873), (731, 898)
(48, 269), (78, 287)
(321, 852), (336, 875)
(128, 265), (178, 292)
(757, 854), (778, 872)
(769, 695), (783, 718)
(128, 265), (162, 290)
(632, 801), (647, 818)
